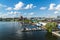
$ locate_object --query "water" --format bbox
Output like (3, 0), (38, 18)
(0, 22), (59, 40)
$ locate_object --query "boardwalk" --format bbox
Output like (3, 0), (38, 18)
(52, 31), (60, 37)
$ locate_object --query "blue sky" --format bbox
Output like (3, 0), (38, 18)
(0, 0), (60, 18)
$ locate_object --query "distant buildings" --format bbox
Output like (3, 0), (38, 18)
(0, 15), (60, 23)
(0, 18), (19, 21)
(30, 17), (46, 20)
(48, 16), (60, 23)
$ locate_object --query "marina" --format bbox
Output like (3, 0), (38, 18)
(21, 27), (42, 32)
(1, 0), (60, 40)
(20, 22), (46, 32)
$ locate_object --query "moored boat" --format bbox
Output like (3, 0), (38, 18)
(21, 27), (41, 32)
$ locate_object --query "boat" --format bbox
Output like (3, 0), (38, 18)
(21, 22), (42, 32)
(21, 27), (42, 32)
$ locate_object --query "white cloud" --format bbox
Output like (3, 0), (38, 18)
(55, 4), (60, 10)
(7, 11), (13, 15)
(48, 3), (60, 11)
(29, 12), (34, 15)
(40, 7), (46, 10)
(54, 11), (59, 14)
(8, 11), (14, 14)
(48, 3), (56, 10)
(24, 4), (30, 9)
(48, 3), (60, 14)
(14, 11), (17, 14)
(27, 12), (35, 17)
(0, 14), (9, 18)
(7, 11), (20, 15)
(14, 11), (20, 14)
(24, 4), (36, 9)
(6, 2), (36, 10)
(14, 2), (24, 10)
(1, 11), (21, 18)
(6, 7), (12, 10)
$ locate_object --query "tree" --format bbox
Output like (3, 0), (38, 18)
(45, 22), (57, 33)
(51, 22), (57, 29)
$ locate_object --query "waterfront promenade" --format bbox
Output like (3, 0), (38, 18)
(52, 31), (60, 37)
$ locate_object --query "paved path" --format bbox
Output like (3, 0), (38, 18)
(52, 31), (60, 37)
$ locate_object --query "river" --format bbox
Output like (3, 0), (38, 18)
(0, 22), (60, 40)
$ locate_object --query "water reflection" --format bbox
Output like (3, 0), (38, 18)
(45, 32), (58, 40)
(16, 31), (47, 40)
(0, 22), (59, 40)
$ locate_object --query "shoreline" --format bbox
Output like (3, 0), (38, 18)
(52, 31), (60, 37)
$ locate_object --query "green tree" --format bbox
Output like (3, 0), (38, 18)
(45, 22), (57, 33)
(51, 22), (57, 29)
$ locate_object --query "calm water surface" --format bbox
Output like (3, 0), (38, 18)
(0, 22), (60, 40)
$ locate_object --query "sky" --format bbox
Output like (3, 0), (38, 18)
(0, 0), (60, 18)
